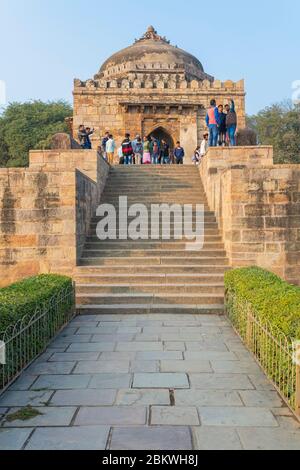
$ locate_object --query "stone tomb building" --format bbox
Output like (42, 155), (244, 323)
(73, 26), (246, 159)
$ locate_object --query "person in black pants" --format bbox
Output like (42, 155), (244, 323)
(174, 142), (185, 164)
(218, 105), (227, 146)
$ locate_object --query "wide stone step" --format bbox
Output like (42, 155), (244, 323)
(76, 284), (225, 295)
(107, 181), (201, 184)
(76, 292), (224, 306)
(100, 196), (207, 201)
(91, 214), (215, 220)
(103, 184), (204, 188)
(95, 208), (210, 214)
(81, 248), (225, 257)
(74, 273), (225, 284)
(102, 188), (206, 193)
(86, 235), (222, 246)
(81, 251), (227, 260)
(79, 257), (229, 267)
(75, 265), (230, 274)
(76, 304), (224, 315)
(89, 224), (219, 234)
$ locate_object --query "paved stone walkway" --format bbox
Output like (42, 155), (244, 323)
(0, 314), (300, 450)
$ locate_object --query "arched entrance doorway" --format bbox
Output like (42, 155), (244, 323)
(148, 127), (175, 150)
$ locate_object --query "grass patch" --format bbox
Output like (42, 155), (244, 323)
(5, 406), (43, 423)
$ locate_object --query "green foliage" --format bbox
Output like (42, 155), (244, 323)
(0, 275), (74, 390)
(247, 102), (300, 164)
(0, 274), (73, 333)
(0, 101), (72, 168)
(225, 267), (300, 340)
(225, 267), (300, 408)
(5, 406), (43, 423)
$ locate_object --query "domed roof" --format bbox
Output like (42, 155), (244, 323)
(98, 26), (206, 80)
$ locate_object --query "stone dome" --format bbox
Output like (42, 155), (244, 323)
(97, 26), (211, 82)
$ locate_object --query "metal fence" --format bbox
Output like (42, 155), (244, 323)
(226, 297), (300, 419)
(0, 283), (76, 394)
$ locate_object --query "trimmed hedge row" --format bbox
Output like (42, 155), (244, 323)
(224, 267), (300, 340)
(0, 274), (73, 333)
(0, 275), (74, 390)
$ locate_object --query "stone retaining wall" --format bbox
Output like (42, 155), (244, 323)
(200, 146), (300, 284)
(0, 150), (109, 287)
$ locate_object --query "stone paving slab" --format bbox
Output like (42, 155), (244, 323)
(211, 360), (261, 374)
(75, 407), (147, 426)
(151, 406), (200, 426)
(0, 428), (33, 450)
(50, 389), (117, 406)
(189, 373), (254, 390)
(109, 426), (193, 450)
(25, 362), (75, 376)
(135, 334), (161, 342)
(193, 426), (243, 450)
(67, 342), (115, 352)
(136, 351), (183, 361)
(184, 351), (237, 361)
(91, 334), (135, 343)
(99, 352), (137, 361)
(130, 361), (159, 373)
(116, 389), (170, 406)
(116, 342), (164, 352)
(185, 340), (229, 352)
(161, 360), (212, 373)
(31, 374), (91, 390)
(74, 360), (130, 374)
(133, 373), (189, 389)
(53, 335), (92, 344)
(77, 327), (119, 335)
(237, 427), (300, 450)
(4, 407), (76, 428)
(248, 374), (277, 391)
(71, 321), (100, 328)
(49, 352), (100, 362)
(9, 375), (37, 391)
(198, 407), (278, 427)
(25, 426), (110, 450)
(163, 342), (185, 351)
(88, 374), (132, 389)
(175, 389), (243, 407)
(0, 391), (52, 408)
(239, 390), (284, 408)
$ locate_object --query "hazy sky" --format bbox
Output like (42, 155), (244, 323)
(0, 0), (299, 114)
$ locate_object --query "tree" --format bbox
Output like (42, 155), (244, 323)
(0, 101), (72, 167)
(247, 102), (300, 164)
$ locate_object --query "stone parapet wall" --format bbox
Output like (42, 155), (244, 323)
(200, 147), (300, 285)
(74, 78), (245, 92)
(29, 149), (100, 181)
(0, 151), (109, 287)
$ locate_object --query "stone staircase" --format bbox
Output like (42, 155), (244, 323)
(75, 166), (229, 315)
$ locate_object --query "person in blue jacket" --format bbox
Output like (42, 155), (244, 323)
(174, 142), (185, 164)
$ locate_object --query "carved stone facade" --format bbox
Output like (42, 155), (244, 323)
(73, 27), (246, 160)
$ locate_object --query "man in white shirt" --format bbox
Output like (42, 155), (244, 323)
(200, 133), (209, 160)
(106, 134), (116, 165)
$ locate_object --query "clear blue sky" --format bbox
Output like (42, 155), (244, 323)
(0, 0), (299, 114)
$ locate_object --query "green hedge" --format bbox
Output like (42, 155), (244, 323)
(225, 267), (300, 340)
(0, 274), (73, 333)
(0, 275), (74, 390)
